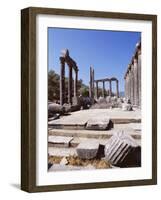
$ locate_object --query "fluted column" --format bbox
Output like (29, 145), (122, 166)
(89, 67), (92, 98)
(131, 64), (134, 105)
(96, 81), (98, 99)
(126, 73), (129, 100)
(92, 68), (95, 99)
(129, 73), (131, 101)
(60, 57), (65, 105)
(74, 69), (78, 98)
(68, 65), (73, 104)
(116, 80), (119, 97)
(102, 81), (105, 98)
(133, 57), (139, 106)
(109, 80), (112, 96)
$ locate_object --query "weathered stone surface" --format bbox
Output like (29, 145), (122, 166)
(106, 96), (111, 103)
(60, 157), (68, 165)
(48, 108), (141, 129)
(76, 141), (99, 159)
(48, 147), (77, 157)
(86, 116), (113, 130)
(122, 103), (133, 111)
(104, 131), (141, 167)
(48, 136), (73, 148)
(48, 103), (65, 114)
(97, 97), (107, 104)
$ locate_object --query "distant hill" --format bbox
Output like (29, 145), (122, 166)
(119, 91), (125, 97)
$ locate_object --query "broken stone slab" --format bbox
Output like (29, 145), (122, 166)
(86, 116), (113, 130)
(104, 131), (141, 167)
(48, 136), (73, 148)
(122, 103), (133, 111)
(76, 141), (99, 159)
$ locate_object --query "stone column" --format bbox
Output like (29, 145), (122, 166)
(60, 57), (65, 106)
(92, 68), (95, 99)
(116, 80), (119, 97)
(138, 49), (141, 107)
(125, 72), (129, 99)
(130, 64), (134, 105)
(68, 65), (73, 104)
(74, 69), (78, 97)
(133, 57), (139, 106)
(124, 75), (127, 99)
(96, 81), (98, 99)
(102, 81), (105, 98)
(109, 80), (112, 96)
(128, 68), (131, 103)
(89, 67), (92, 98)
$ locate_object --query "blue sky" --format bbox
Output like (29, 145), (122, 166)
(48, 28), (140, 92)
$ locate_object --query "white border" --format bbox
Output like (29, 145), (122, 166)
(36, 14), (152, 186)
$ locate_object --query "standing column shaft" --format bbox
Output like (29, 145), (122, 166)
(68, 65), (73, 104)
(92, 69), (95, 99)
(116, 80), (119, 97)
(102, 81), (105, 98)
(74, 69), (78, 97)
(60, 57), (65, 105)
(129, 69), (131, 103)
(124, 76), (127, 99)
(96, 81), (98, 99)
(127, 73), (130, 100)
(109, 81), (112, 96)
(89, 67), (92, 98)
(131, 64), (134, 105)
(133, 58), (138, 106)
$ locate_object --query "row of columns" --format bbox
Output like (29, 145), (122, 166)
(95, 79), (119, 99)
(124, 42), (141, 107)
(60, 49), (78, 106)
(89, 66), (119, 100)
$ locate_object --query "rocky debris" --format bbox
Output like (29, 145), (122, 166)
(122, 103), (133, 111)
(76, 141), (99, 159)
(48, 103), (65, 118)
(60, 157), (69, 165)
(97, 96), (107, 104)
(78, 96), (92, 109)
(86, 116), (113, 130)
(106, 96), (111, 103)
(48, 113), (60, 121)
(48, 136), (73, 148)
(104, 131), (141, 167)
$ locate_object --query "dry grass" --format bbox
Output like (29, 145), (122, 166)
(49, 155), (111, 169)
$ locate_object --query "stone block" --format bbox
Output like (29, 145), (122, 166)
(122, 103), (133, 111)
(86, 116), (113, 130)
(76, 141), (99, 159)
(48, 136), (73, 148)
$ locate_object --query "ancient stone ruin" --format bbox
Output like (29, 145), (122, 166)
(89, 66), (119, 100)
(48, 42), (141, 171)
(59, 49), (79, 106)
(124, 42), (141, 107)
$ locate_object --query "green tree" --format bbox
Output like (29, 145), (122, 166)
(48, 70), (60, 101)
